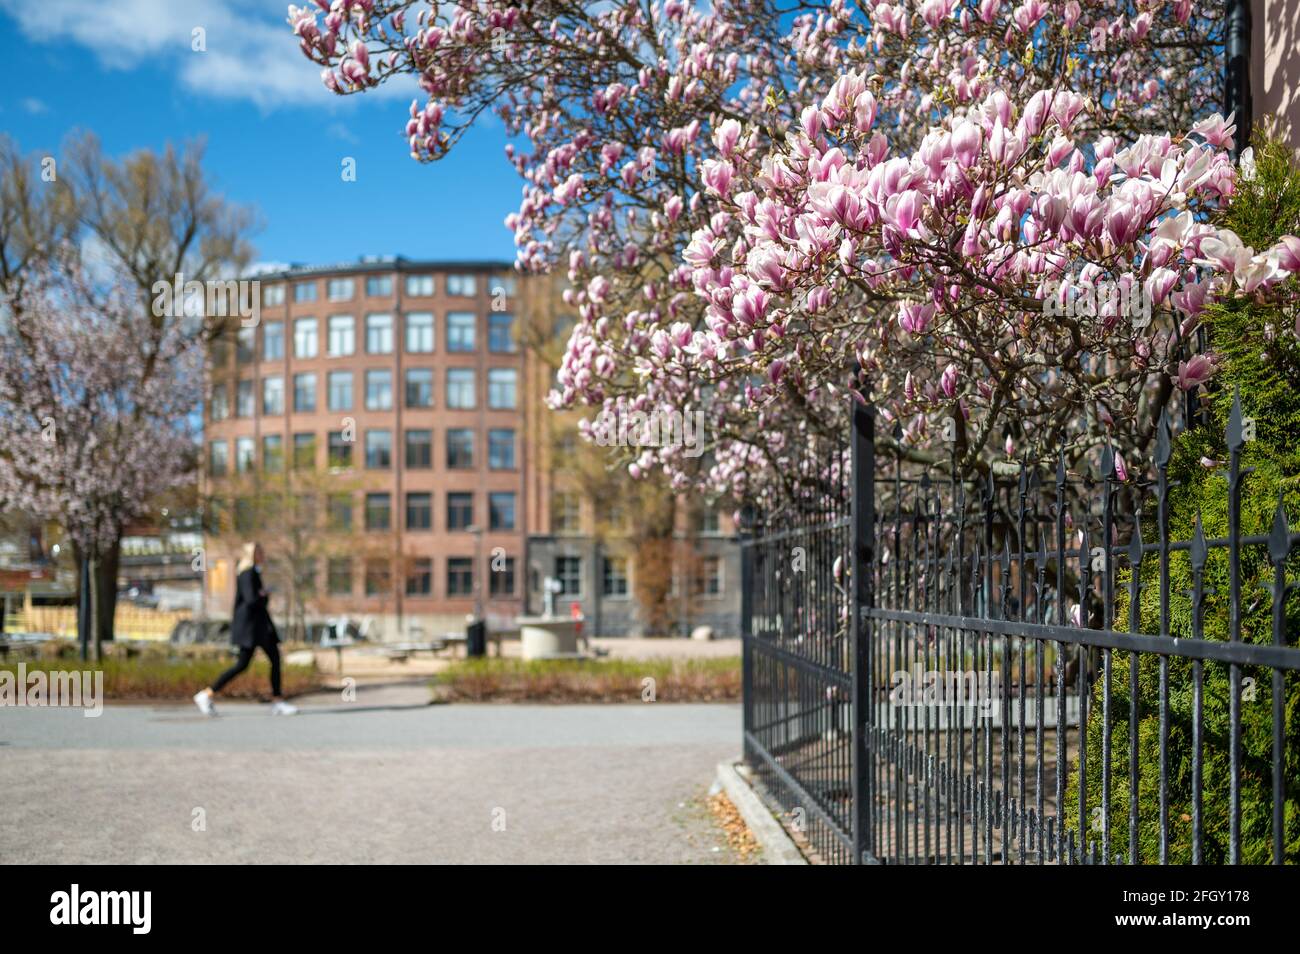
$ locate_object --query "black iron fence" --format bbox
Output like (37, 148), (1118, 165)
(741, 395), (1300, 864)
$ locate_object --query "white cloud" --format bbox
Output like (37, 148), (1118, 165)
(0, 0), (411, 110)
(21, 97), (48, 114)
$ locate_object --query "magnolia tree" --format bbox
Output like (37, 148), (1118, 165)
(285, 0), (1297, 508)
(0, 263), (202, 657)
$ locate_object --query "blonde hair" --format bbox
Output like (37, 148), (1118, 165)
(236, 542), (260, 575)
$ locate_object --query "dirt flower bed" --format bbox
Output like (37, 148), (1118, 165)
(433, 656), (740, 703)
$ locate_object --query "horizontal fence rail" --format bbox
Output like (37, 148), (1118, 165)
(742, 395), (1300, 865)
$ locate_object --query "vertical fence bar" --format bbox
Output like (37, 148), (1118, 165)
(850, 397), (874, 865)
(740, 505), (755, 765)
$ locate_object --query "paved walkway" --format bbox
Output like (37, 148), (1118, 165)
(0, 688), (745, 864)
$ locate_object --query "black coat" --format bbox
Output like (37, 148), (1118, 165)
(231, 567), (277, 648)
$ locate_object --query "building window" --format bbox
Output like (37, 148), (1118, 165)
(698, 509), (720, 534)
(602, 557), (630, 597)
(327, 493), (353, 530)
(209, 440), (228, 477)
(553, 492), (580, 534)
(210, 384), (229, 422)
(488, 313), (516, 353)
(447, 312), (475, 352)
(488, 429), (515, 470)
(293, 281), (317, 303)
(263, 283), (285, 307)
(364, 558), (391, 597)
(694, 555), (723, 596)
(405, 368), (434, 408)
(328, 315), (355, 356)
(405, 274), (434, 297)
(447, 558), (473, 596)
(366, 369), (393, 410)
(365, 493), (391, 531)
(327, 371), (353, 411)
(327, 277), (354, 301)
(211, 336), (230, 368)
(234, 497), (256, 533)
(236, 326), (256, 363)
(237, 380), (255, 417)
(327, 431), (352, 468)
(447, 492), (474, 531)
(293, 432), (316, 470)
(262, 435), (283, 473)
(446, 368), (475, 409)
(366, 313), (394, 354)
(554, 556), (582, 596)
(365, 430), (392, 469)
(406, 557), (432, 596)
(263, 376), (284, 415)
(490, 275), (517, 298)
(405, 429), (432, 469)
(487, 368), (517, 409)
(489, 556), (516, 597)
(365, 275), (392, 297)
(406, 312), (434, 353)
(235, 437), (255, 474)
(292, 317), (317, 358)
(263, 321), (284, 360)
(406, 492), (432, 531)
(447, 274), (477, 297)
(327, 557), (352, 595)
(489, 493), (516, 531)
(447, 429), (474, 469)
(293, 373), (317, 413)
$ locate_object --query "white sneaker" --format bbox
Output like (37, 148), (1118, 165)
(193, 691), (217, 717)
(271, 701), (298, 716)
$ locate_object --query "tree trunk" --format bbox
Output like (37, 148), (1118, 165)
(94, 541), (121, 650)
(90, 554), (102, 662)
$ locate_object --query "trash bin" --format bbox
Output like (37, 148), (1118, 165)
(466, 619), (486, 658)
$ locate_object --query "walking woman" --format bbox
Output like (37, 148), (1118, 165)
(194, 543), (297, 716)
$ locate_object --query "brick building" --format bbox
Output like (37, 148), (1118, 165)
(203, 258), (525, 638)
(203, 258), (741, 641)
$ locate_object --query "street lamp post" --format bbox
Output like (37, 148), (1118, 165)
(1224, 0), (1252, 160)
(467, 524), (484, 622)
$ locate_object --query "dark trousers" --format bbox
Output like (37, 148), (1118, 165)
(211, 640), (281, 697)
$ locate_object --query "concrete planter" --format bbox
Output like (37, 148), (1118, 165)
(516, 617), (581, 660)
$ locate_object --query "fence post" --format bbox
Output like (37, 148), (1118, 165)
(740, 505), (755, 762)
(850, 396), (875, 864)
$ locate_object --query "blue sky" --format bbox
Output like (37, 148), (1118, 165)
(0, 0), (523, 269)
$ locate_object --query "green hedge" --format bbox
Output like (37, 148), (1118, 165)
(1065, 135), (1300, 863)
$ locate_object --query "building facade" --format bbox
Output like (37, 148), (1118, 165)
(203, 258), (526, 639)
(203, 258), (741, 641)
(519, 275), (743, 638)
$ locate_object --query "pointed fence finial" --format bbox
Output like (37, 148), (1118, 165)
(1268, 495), (1291, 566)
(1227, 387), (1245, 453)
(1155, 408), (1172, 468)
(1128, 511), (1144, 567)
(1190, 510), (1208, 572)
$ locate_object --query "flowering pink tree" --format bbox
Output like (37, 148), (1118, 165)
(284, 1), (1297, 505)
(0, 263), (202, 656)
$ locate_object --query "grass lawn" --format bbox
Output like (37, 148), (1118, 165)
(0, 641), (319, 701)
(433, 656), (741, 703)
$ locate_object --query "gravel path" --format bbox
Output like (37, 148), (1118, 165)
(0, 689), (745, 864)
